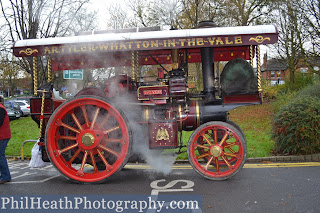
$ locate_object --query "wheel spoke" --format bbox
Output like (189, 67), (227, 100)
(80, 105), (90, 128)
(224, 142), (237, 148)
(90, 107), (100, 129)
(98, 113), (112, 129)
(215, 158), (220, 172)
(225, 147), (236, 154)
(97, 149), (110, 167)
(224, 152), (237, 158)
(105, 138), (123, 143)
(103, 126), (120, 135)
(201, 133), (213, 146)
(219, 132), (229, 147)
(204, 156), (214, 170)
(196, 144), (210, 149)
(98, 144), (119, 157)
(214, 130), (218, 144)
(71, 112), (83, 131)
(79, 151), (89, 172)
(60, 122), (80, 134)
(57, 135), (77, 141)
(197, 152), (211, 159)
(68, 148), (81, 164)
(58, 143), (79, 155)
(221, 156), (232, 169)
(89, 151), (98, 172)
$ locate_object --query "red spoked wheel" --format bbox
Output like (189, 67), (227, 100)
(188, 121), (247, 180)
(45, 96), (131, 183)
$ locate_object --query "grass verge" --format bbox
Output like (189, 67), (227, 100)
(5, 116), (39, 157)
(228, 102), (275, 158)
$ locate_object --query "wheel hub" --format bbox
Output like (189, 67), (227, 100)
(210, 146), (222, 157)
(81, 133), (95, 147)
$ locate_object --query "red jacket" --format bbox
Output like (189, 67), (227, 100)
(0, 104), (11, 140)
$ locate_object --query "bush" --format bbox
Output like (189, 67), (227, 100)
(272, 84), (320, 155)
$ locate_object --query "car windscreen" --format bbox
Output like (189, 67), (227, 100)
(13, 103), (20, 109)
(4, 103), (11, 108)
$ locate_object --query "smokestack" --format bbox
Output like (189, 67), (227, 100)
(197, 21), (217, 102)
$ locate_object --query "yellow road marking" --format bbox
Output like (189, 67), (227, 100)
(124, 162), (320, 170)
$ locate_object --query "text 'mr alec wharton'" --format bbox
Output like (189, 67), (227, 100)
(0, 195), (201, 212)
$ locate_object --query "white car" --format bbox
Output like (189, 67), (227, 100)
(14, 100), (30, 116)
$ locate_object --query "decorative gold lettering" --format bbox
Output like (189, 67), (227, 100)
(127, 42), (133, 49)
(73, 46), (80, 52)
(99, 43), (109, 51)
(151, 40), (159, 48)
(225, 37), (233, 45)
(119, 42), (127, 50)
(81, 46), (87, 52)
(142, 41), (150, 48)
(179, 39), (187, 47)
(196, 38), (204, 46)
(187, 38), (196, 46)
(44, 47), (51, 54)
(168, 39), (176, 47)
(207, 37), (216, 45)
(59, 46), (65, 53)
(235, 36), (242, 44)
(114, 43), (119, 50)
(163, 40), (167, 47)
(52, 46), (59, 53)
(135, 41), (142, 49)
(216, 37), (224, 45)
(89, 45), (97, 51)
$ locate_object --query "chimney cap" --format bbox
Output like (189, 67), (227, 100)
(196, 21), (218, 28)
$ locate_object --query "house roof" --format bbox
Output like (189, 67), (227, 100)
(262, 58), (288, 72)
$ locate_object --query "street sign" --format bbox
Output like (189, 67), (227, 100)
(63, 69), (83, 80)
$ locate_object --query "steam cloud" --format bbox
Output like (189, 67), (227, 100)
(115, 95), (177, 175)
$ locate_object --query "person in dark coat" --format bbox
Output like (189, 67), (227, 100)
(0, 96), (12, 184)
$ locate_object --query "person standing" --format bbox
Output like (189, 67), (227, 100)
(0, 96), (11, 184)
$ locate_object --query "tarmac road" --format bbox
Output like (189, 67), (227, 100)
(1, 160), (320, 213)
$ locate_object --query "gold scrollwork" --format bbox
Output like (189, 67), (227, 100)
(156, 127), (170, 141)
(249, 36), (270, 44)
(19, 48), (39, 55)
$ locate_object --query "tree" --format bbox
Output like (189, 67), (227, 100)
(0, 59), (19, 97)
(300, 0), (320, 74)
(220, 0), (272, 26)
(270, 0), (309, 91)
(0, 0), (97, 91)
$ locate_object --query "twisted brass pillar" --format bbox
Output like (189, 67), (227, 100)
(33, 57), (38, 96)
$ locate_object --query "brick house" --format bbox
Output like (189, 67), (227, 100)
(262, 53), (289, 85)
(262, 54), (319, 86)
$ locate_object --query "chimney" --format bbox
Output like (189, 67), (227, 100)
(263, 53), (268, 70)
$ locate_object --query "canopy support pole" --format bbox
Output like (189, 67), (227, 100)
(33, 57), (38, 96)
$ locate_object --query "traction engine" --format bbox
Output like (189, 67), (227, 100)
(12, 22), (278, 183)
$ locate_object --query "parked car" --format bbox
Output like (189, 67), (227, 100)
(5, 101), (23, 117)
(11, 96), (31, 104)
(14, 100), (30, 116)
(4, 102), (20, 120)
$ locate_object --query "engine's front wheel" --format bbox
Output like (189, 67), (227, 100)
(188, 121), (247, 180)
(45, 96), (132, 183)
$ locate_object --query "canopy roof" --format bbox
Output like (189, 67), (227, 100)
(13, 25), (277, 56)
(12, 25), (278, 71)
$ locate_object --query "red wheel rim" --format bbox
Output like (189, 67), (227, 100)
(189, 123), (245, 179)
(46, 97), (130, 183)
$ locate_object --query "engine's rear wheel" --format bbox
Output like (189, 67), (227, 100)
(188, 121), (247, 180)
(45, 96), (131, 183)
